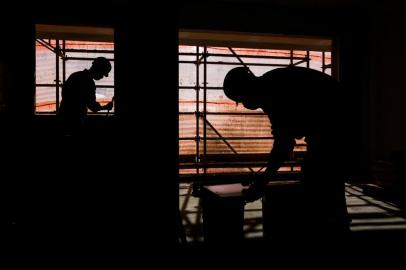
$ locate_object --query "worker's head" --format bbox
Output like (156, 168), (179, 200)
(90, 57), (112, 80)
(223, 67), (259, 110)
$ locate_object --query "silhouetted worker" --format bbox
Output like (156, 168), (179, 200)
(55, 57), (114, 233)
(57, 57), (114, 136)
(223, 66), (351, 234)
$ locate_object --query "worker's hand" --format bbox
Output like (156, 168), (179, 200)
(104, 101), (114, 111)
(242, 182), (266, 203)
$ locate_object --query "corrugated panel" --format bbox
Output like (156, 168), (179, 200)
(202, 139), (273, 154)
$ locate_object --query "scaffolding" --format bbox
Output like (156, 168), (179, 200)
(35, 38), (114, 113)
(179, 45), (332, 182)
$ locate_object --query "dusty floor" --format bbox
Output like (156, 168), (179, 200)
(179, 182), (406, 243)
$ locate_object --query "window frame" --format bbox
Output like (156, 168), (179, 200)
(178, 31), (335, 180)
(35, 25), (115, 115)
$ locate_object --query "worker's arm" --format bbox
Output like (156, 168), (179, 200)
(264, 132), (296, 179)
(243, 131), (295, 202)
(87, 87), (113, 112)
(88, 101), (113, 112)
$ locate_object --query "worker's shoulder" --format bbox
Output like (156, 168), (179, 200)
(260, 66), (303, 80)
(66, 70), (92, 83)
(70, 69), (89, 78)
(263, 66), (323, 76)
(261, 66), (337, 83)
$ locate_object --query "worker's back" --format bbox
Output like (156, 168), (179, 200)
(259, 67), (351, 231)
(259, 66), (343, 139)
(58, 69), (94, 135)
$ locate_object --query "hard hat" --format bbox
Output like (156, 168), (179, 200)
(223, 67), (254, 102)
(92, 57), (112, 76)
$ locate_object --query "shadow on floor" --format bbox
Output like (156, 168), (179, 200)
(179, 182), (406, 246)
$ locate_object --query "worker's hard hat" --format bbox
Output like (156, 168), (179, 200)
(92, 57), (112, 76)
(223, 67), (254, 102)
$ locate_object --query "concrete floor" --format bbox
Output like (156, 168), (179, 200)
(179, 182), (406, 243)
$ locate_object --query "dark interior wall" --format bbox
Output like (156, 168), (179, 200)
(0, 18), (35, 120)
(337, 8), (373, 178)
(0, 11), (37, 243)
(368, 2), (406, 161)
(0, 1), (178, 249)
(113, 5), (179, 247)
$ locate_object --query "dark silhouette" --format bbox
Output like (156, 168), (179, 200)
(57, 57), (114, 136)
(223, 66), (351, 234)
